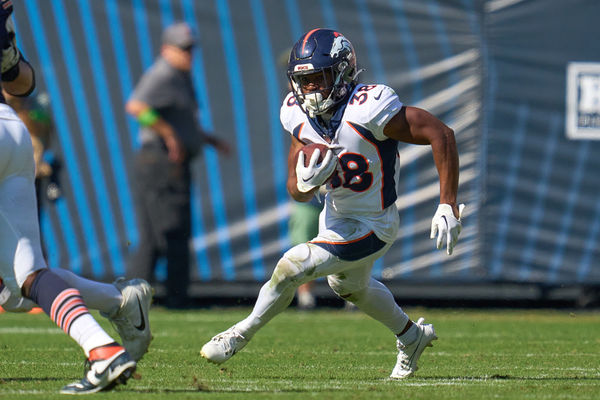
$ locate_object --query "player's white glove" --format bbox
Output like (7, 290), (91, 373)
(296, 148), (337, 193)
(0, 17), (20, 77)
(0, 1), (24, 83)
(430, 203), (465, 255)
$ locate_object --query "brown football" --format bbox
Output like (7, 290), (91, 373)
(296, 143), (330, 167)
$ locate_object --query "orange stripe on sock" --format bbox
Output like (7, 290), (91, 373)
(50, 289), (80, 321)
(62, 306), (88, 333)
(89, 344), (124, 361)
(56, 297), (85, 328)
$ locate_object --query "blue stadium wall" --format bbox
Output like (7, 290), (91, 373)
(10, 0), (600, 292)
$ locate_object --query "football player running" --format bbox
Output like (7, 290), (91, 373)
(0, 2), (151, 393)
(201, 28), (464, 379)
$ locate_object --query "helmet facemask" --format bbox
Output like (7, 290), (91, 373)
(289, 59), (355, 118)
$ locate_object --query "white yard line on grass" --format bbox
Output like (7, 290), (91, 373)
(0, 327), (62, 334)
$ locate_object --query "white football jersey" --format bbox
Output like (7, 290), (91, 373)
(281, 84), (403, 243)
(281, 83), (402, 211)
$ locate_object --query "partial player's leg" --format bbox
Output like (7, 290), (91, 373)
(0, 276), (36, 311)
(53, 269), (154, 362)
(51, 268), (122, 315)
(326, 243), (411, 331)
(0, 124), (135, 393)
(0, 125), (39, 315)
(327, 252), (437, 379)
(21, 269), (136, 394)
(289, 201), (321, 309)
(200, 242), (340, 363)
(0, 266), (154, 361)
(200, 214), (393, 364)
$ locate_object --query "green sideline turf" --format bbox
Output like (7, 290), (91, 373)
(0, 308), (599, 399)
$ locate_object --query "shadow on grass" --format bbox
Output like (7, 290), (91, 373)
(119, 374), (600, 394)
(127, 388), (214, 394)
(129, 388), (343, 394)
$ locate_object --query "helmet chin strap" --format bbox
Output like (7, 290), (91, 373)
(294, 70), (355, 118)
(304, 92), (322, 118)
(305, 92), (330, 118)
(350, 68), (365, 82)
(306, 84), (343, 118)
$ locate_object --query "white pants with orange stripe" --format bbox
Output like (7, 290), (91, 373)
(235, 204), (410, 338)
(0, 104), (47, 289)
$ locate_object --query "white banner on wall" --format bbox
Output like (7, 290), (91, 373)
(566, 62), (600, 140)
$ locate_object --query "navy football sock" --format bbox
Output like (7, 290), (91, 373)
(28, 269), (88, 333)
(28, 269), (116, 355)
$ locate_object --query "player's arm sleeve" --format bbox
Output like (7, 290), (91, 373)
(365, 85), (403, 141)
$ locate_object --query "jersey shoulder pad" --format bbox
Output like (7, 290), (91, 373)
(280, 92), (304, 133)
(347, 84), (403, 140)
(349, 84), (401, 121)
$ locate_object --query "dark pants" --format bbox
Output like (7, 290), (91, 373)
(129, 142), (191, 308)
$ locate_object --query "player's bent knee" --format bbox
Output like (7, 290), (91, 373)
(270, 257), (305, 288)
(21, 269), (43, 298)
(327, 276), (367, 302)
(270, 244), (317, 288)
(0, 277), (35, 312)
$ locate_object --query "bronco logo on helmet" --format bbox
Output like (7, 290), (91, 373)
(330, 35), (352, 59)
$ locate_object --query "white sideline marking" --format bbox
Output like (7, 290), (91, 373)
(1, 390), (48, 395)
(2, 360), (79, 366)
(0, 327), (61, 334)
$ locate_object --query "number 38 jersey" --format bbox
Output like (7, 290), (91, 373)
(281, 83), (403, 217)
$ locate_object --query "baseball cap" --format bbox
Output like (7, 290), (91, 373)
(162, 22), (196, 50)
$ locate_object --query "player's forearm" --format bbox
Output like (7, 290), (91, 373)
(431, 127), (459, 211)
(2, 59), (35, 97)
(287, 177), (318, 202)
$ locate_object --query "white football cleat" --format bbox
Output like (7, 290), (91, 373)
(390, 317), (437, 379)
(200, 327), (248, 364)
(105, 278), (153, 362)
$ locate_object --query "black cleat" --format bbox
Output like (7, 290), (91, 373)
(60, 345), (136, 395)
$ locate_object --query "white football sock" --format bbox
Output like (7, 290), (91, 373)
(69, 313), (115, 357)
(349, 278), (410, 335)
(51, 268), (122, 316)
(398, 323), (418, 345)
(235, 278), (299, 339)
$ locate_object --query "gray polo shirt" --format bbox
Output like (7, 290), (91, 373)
(131, 57), (203, 156)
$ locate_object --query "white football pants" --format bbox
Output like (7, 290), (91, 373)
(0, 104), (47, 288)
(235, 217), (410, 338)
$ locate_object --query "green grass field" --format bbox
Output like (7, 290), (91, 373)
(1, 307), (599, 399)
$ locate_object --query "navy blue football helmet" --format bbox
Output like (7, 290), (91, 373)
(287, 29), (358, 117)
